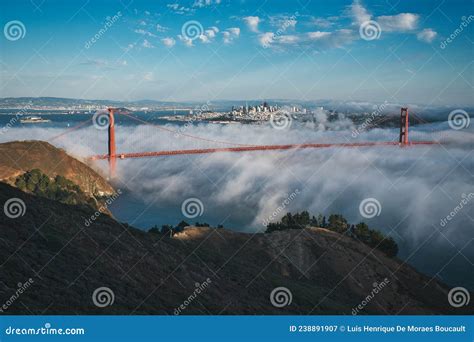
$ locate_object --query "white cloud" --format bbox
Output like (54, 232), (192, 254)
(329, 29), (357, 47)
(228, 27), (240, 36)
(349, 0), (371, 25)
(349, 1), (419, 33)
(199, 34), (210, 43)
(162, 37), (176, 47)
(312, 17), (335, 29)
(178, 35), (194, 47)
(269, 15), (297, 30)
(417, 28), (437, 43)
(377, 13), (419, 32)
(124, 43), (136, 52)
(308, 29), (356, 48)
(244, 16), (260, 32)
(205, 26), (219, 38)
(193, 0), (221, 7)
(79, 59), (127, 69)
(199, 26), (220, 44)
(143, 71), (154, 81)
(258, 32), (274, 47)
(223, 27), (240, 44)
(308, 31), (331, 40)
(277, 35), (299, 44)
(142, 39), (154, 48)
(156, 24), (168, 33)
(135, 29), (156, 37)
(167, 3), (194, 14)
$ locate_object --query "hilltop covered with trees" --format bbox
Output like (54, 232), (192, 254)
(14, 169), (98, 208)
(265, 211), (398, 257)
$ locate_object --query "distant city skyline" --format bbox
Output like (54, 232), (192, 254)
(0, 0), (473, 105)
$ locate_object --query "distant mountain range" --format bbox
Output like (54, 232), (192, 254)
(0, 97), (190, 108)
(0, 97), (471, 119)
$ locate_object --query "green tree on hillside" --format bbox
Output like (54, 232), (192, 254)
(265, 211), (399, 258)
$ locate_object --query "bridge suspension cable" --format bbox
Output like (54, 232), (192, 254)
(119, 112), (255, 147)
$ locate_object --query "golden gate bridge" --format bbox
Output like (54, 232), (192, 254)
(48, 107), (439, 178)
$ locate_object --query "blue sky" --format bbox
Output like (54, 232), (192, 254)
(0, 0), (472, 105)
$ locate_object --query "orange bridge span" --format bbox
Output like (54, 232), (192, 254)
(49, 107), (439, 178)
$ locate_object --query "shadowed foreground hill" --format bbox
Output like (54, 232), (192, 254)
(0, 182), (471, 315)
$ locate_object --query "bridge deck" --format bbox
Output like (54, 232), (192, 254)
(89, 141), (438, 161)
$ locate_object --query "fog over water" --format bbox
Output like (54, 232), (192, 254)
(1, 112), (473, 289)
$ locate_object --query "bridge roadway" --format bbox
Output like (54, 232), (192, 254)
(89, 140), (438, 161)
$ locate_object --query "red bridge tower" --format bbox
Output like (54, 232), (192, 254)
(399, 107), (409, 145)
(108, 108), (116, 178)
